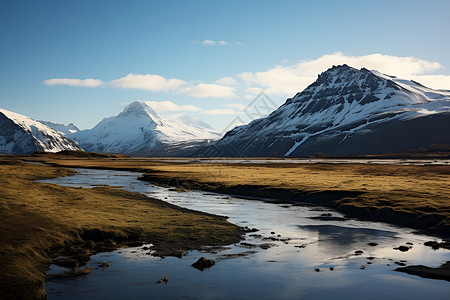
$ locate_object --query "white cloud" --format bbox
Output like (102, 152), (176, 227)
(44, 78), (103, 87)
(200, 108), (237, 115)
(110, 73), (186, 92)
(202, 39), (216, 46)
(44, 52), (450, 102)
(200, 39), (242, 46)
(215, 76), (236, 86)
(238, 52), (448, 95)
(243, 87), (264, 99)
(182, 83), (237, 98)
(410, 75), (450, 90)
(143, 100), (201, 112)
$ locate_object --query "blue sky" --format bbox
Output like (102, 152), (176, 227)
(1, 0), (450, 131)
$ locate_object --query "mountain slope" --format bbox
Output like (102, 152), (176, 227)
(211, 65), (450, 157)
(70, 101), (221, 154)
(39, 120), (80, 135)
(0, 109), (82, 154)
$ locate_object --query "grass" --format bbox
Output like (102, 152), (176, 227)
(0, 157), (242, 299)
(26, 152), (450, 237)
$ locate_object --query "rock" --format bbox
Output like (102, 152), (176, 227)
(99, 260), (111, 268)
(249, 234), (262, 238)
(192, 257), (215, 270)
(243, 227), (259, 233)
(330, 267), (334, 271)
(320, 213), (332, 217)
(394, 246), (410, 252)
(395, 262), (406, 266)
(156, 275), (169, 283)
(315, 269), (320, 272)
(367, 242), (379, 246)
(354, 250), (364, 255)
(394, 261), (450, 281)
(424, 241), (450, 250)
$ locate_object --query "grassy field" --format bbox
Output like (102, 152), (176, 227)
(0, 156), (242, 299)
(27, 153), (450, 238)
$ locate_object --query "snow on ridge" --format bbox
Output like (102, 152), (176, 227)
(0, 108), (82, 153)
(217, 65), (450, 155)
(70, 101), (221, 154)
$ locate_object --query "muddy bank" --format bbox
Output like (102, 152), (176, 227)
(0, 159), (242, 299)
(138, 173), (450, 238)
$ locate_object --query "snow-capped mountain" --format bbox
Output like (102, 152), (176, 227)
(39, 120), (80, 135)
(0, 109), (82, 154)
(210, 65), (450, 156)
(70, 101), (221, 154)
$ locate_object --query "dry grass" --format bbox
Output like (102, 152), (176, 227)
(0, 157), (242, 299)
(25, 153), (450, 237)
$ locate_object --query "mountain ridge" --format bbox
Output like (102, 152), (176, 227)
(208, 65), (450, 157)
(0, 108), (82, 154)
(70, 101), (221, 154)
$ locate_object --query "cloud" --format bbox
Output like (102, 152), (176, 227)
(143, 100), (201, 112)
(200, 39), (242, 46)
(215, 76), (236, 86)
(237, 52), (448, 95)
(182, 83), (237, 98)
(110, 73), (186, 92)
(410, 75), (450, 90)
(202, 39), (216, 46)
(44, 78), (103, 87)
(44, 52), (450, 101)
(200, 108), (237, 115)
(45, 73), (236, 98)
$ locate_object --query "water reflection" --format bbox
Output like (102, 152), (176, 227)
(41, 169), (450, 299)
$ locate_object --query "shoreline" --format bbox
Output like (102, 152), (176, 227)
(0, 158), (243, 299)
(23, 152), (450, 239)
(138, 173), (450, 238)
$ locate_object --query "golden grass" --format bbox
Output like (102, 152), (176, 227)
(0, 157), (242, 299)
(27, 153), (450, 237)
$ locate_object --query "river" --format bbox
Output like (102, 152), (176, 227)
(42, 168), (450, 299)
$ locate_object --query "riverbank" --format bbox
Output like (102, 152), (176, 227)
(25, 152), (450, 238)
(0, 157), (242, 299)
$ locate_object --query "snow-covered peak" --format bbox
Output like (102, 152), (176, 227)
(70, 101), (221, 154)
(172, 114), (215, 130)
(119, 101), (162, 118)
(0, 108), (82, 154)
(216, 65), (450, 157)
(38, 120), (80, 135)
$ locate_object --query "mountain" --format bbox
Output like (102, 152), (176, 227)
(38, 120), (80, 135)
(208, 65), (450, 157)
(172, 115), (215, 130)
(70, 101), (221, 154)
(0, 108), (82, 154)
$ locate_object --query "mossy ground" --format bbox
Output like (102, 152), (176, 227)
(0, 156), (242, 299)
(26, 153), (450, 237)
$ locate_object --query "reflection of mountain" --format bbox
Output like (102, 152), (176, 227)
(299, 225), (396, 250)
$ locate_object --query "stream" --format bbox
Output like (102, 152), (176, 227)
(42, 168), (450, 299)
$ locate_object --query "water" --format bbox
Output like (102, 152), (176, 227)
(42, 169), (450, 299)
